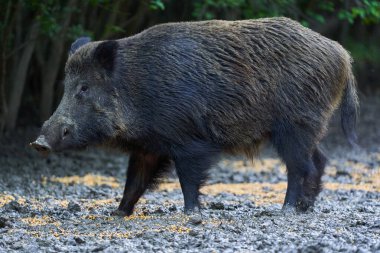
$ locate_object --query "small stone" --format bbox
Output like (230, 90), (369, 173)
(354, 220), (366, 226)
(339, 196), (348, 201)
(244, 200), (255, 208)
(189, 230), (199, 237)
(154, 207), (165, 214)
(6, 201), (23, 212)
(37, 238), (51, 247)
(370, 220), (380, 229)
(262, 186), (272, 192)
(260, 221), (272, 229)
(210, 202), (225, 210)
(321, 208), (330, 213)
(74, 236), (86, 244)
(11, 241), (23, 250)
(0, 217), (8, 228)
(335, 170), (351, 178)
(61, 210), (72, 218)
(371, 242), (380, 251)
(231, 174), (245, 183)
(141, 207), (149, 216)
(358, 206), (375, 214)
(168, 205), (177, 212)
(54, 245), (68, 252)
(92, 246), (107, 252)
(68, 201), (81, 213)
(254, 210), (274, 217)
(301, 244), (320, 253)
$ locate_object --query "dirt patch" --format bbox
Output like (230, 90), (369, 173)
(0, 96), (379, 252)
(49, 174), (120, 188)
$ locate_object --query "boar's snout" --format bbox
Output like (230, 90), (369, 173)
(31, 118), (78, 153)
(30, 135), (51, 155)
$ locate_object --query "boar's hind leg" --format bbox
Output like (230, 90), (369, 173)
(297, 147), (328, 212)
(116, 152), (171, 216)
(309, 147), (327, 198)
(173, 142), (220, 215)
(272, 122), (319, 212)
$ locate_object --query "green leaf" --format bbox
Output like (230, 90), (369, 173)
(351, 7), (366, 19)
(314, 14), (325, 24)
(150, 0), (165, 11)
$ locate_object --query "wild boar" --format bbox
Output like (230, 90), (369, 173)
(31, 17), (358, 216)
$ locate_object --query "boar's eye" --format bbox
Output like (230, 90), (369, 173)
(75, 85), (89, 99)
(80, 85), (88, 92)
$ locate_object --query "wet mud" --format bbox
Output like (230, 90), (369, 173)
(0, 96), (379, 252)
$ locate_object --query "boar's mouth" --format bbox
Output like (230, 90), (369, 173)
(30, 135), (51, 155)
(30, 133), (93, 155)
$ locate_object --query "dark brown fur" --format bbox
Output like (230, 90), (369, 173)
(34, 17), (359, 216)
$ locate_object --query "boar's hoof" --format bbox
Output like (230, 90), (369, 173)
(187, 213), (203, 225)
(282, 200), (314, 215)
(281, 205), (297, 215)
(111, 209), (130, 217)
(296, 200), (314, 213)
(185, 208), (202, 225)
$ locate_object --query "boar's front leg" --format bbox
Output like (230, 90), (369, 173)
(115, 152), (171, 216)
(173, 141), (220, 215)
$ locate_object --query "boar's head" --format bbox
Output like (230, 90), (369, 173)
(31, 37), (126, 153)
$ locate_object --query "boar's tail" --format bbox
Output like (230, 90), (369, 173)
(341, 69), (359, 148)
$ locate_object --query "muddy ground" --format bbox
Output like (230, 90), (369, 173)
(0, 96), (379, 252)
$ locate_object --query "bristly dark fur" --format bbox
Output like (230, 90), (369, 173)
(93, 40), (119, 75)
(37, 17), (359, 216)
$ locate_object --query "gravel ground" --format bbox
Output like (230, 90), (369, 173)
(0, 96), (379, 252)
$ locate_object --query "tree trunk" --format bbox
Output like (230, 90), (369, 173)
(39, 0), (77, 122)
(39, 44), (64, 122)
(124, 2), (149, 35)
(101, 0), (122, 39)
(5, 22), (39, 130)
(0, 47), (7, 132)
(0, 1), (14, 132)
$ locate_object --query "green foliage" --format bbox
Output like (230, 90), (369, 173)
(191, 0), (380, 25)
(0, 1), (12, 33)
(23, 0), (79, 37)
(347, 39), (380, 65)
(12, 0), (380, 39)
(88, 0), (111, 5)
(150, 0), (165, 11)
(105, 25), (126, 35)
(338, 0), (380, 24)
(1, 0), (379, 131)
(193, 0), (246, 19)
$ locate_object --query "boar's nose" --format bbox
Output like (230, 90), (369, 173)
(30, 135), (51, 154)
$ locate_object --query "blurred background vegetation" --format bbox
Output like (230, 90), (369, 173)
(0, 0), (379, 133)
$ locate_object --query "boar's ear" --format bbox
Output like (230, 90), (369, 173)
(69, 37), (92, 55)
(93, 40), (119, 74)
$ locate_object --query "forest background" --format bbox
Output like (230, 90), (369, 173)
(0, 0), (379, 133)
